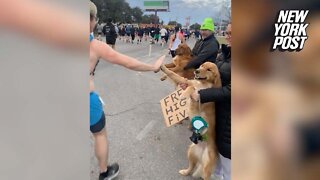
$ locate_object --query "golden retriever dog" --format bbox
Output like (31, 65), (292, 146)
(160, 62), (222, 180)
(161, 43), (194, 81)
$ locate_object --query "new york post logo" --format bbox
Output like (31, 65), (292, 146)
(271, 10), (309, 52)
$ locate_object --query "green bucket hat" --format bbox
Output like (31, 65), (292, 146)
(200, 18), (214, 31)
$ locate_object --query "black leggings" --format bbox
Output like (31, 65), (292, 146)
(170, 50), (176, 58)
(90, 112), (105, 133)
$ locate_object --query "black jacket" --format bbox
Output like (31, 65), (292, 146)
(199, 44), (231, 159)
(184, 34), (219, 69)
(103, 22), (117, 40)
(130, 28), (136, 35)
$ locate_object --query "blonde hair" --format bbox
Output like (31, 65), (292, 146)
(89, 1), (97, 18)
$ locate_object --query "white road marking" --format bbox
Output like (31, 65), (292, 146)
(148, 44), (152, 57)
(136, 120), (157, 141)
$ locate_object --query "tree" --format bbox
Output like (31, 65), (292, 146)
(114, 1), (132, 23)
(91, 0), (142, 23)
(141, 14), (159, 24)
(90, 0), (165, 24)
(131, 7), (143, 23)
(190, 23), (201, 30)
(150, 14), (159, 24)
(219, 0), (231, 22)
(141, 15), (152, 24)
(168, 21), (178, 26)
(168, 21), (182, 28)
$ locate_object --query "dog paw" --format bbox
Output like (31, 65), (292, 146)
(160, 65), (166, 71)
(160, 76), (167, 81)
(179, 169), (190, 176)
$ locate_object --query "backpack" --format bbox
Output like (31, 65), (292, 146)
(103, 23), (116, 38)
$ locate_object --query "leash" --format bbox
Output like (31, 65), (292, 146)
(90, 59), (100, 76)
(89, 32), (100, 76)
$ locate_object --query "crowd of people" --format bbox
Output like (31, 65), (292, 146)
(95, 21), (211, 50)
(117, 24), (171, 45)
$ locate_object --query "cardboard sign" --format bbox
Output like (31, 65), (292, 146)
(160, 88), (189, 127)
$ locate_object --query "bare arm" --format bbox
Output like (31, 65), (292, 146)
(168, 34), (175, 50)
(0, 0), (87, 51)
(93, 40), (165, 72)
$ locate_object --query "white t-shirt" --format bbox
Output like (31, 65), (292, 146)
(160, 28), (167, 36)
(97, 24), (103, 33)
(171, 32), (181, 50)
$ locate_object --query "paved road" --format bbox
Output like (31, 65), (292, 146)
(90, 37), (207, 180)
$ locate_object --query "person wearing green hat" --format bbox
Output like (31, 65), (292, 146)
(184, 17), (219, 70)
(200, 17), (215, 32)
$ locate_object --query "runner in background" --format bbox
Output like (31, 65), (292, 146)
(168, 26), (185, 58)
(160, 26), (168, 47)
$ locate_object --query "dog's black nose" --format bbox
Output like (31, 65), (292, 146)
(195, 69), (200, 74)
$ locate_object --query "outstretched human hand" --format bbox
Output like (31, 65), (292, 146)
(153, 55), (166, 73)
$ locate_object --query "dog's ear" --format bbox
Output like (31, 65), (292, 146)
(213, 73), (218, 85)
(207, 68), (217, 83)
(182, 45), (191, 55)
(212, 69), (221, 85)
